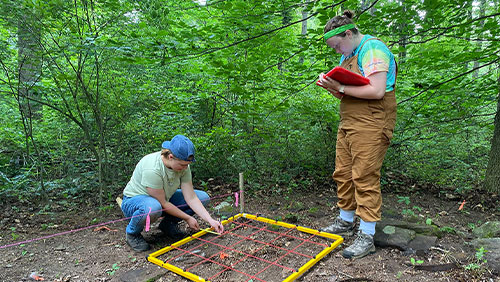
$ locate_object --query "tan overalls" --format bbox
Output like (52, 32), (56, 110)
(333, 38), (397, 222)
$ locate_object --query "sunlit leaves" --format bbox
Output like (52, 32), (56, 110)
(0, 0), (498, 198)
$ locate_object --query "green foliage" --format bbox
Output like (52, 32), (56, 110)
(98, 204), (115, 213)
(401, 209), (416, 217)
(465, 247), (488, 272)
(410, 257), (424, 265)
(395, 271), (403, 279)
(397, 196), (411, 205)
(10, 227), (19, 240)
(285, 213), (300, 222)
(439, 226), (456, 234)
(308, 207), (319, 213)
(106, 263), (120, 276)
(0, 0), (498, 206)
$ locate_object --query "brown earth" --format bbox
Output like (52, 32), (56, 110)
(1, 176), (499, 282)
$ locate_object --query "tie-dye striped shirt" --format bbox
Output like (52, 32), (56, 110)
(340, 35), (396, 91)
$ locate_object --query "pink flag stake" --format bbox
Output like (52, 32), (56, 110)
(458, 200), (466, 211)
(235, 192), (239, 207)
(145, 207), (152, 232)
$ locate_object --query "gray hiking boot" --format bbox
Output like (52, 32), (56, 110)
(321, 217), (355, 236)
(342, 231), (376, 259)
(126, 233), (150, 252)
(159, 220), (188, 240)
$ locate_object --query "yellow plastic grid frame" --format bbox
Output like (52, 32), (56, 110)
(147, 213), (344, 282)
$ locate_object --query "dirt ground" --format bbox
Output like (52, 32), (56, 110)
(1, 176), (499, 282)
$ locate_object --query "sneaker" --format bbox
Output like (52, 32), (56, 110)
(126, 233), (150, 252)
(159, 220), (188, 240)
(342, 231), (376, 259)
(321, 217), (355, 236)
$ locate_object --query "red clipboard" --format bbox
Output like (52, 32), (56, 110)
(316, 66), (370, 88)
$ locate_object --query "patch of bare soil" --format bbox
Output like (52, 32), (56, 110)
(0, 177), (499, 282)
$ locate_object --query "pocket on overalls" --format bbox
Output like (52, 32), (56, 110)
(368, 100), (385, 127)
(382, 127), (394, 144)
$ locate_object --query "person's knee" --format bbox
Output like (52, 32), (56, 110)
(196, 190), (210, 207)
(132, 196), (163, 221)
(145, 199), (163, 221)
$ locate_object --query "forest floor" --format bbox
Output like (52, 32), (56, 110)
(1, 175), (499, 282)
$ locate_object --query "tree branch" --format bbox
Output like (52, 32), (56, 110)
(390, 12), (500, 46)
(167, 0), (347, 63)
(398, 53), (500, 105)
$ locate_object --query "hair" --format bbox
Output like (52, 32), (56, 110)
(161, 148), (194, 161)
(324, 10), (358, 37)
(161, 148), (173, 157)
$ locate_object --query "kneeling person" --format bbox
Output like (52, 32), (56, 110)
(121, 135), (224, 252)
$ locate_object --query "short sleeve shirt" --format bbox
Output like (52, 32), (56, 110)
(123, 151), (192, 201)
(340, 35), (397, 91)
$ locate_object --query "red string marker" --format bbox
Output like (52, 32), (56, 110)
(0, 191), (236, 250)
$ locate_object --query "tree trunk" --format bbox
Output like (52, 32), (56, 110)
(18, 11), (42, 119)
(17, 6), (47, 200)
(484, 66), (500, 193)
(298, 7), (307, 64)
(278, 7), (292, 71)
(398, 1), (407, 67)
(472, 0), (485, 78)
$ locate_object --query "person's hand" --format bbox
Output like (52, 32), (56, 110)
(319, 74), (341, 90)
(317, 73), (327, 87)
(208, 218), (224, 234)
(318, 74), (343, 100)
(185, 216), (200, 231)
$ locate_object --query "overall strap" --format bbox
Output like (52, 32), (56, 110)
(357, 37), (379, 54)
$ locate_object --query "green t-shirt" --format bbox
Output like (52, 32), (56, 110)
(123, 151), (192, 201)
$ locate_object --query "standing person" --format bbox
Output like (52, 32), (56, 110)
(317, 10), (397, 259)
(121, 135), (224, 252)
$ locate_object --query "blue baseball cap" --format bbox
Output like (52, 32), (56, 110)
(162, 135), (195, 162)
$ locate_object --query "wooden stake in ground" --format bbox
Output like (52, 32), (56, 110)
(239, 172), (244, 213)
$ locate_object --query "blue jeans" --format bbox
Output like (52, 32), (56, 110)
(121, 189), (210, 235)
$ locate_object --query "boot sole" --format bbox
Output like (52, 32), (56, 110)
(342, 244), (376, 259)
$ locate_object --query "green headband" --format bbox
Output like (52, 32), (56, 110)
(323, 24), (355, 40)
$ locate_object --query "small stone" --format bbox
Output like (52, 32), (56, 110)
(317, 271), (328, 276)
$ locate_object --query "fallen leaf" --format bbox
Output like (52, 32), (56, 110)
(219, 252), (229, 260)
(93, 226), (118, 232)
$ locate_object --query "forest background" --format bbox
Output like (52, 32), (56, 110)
(0, 0), (499, 209)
